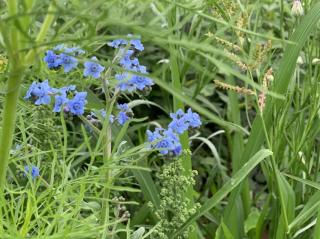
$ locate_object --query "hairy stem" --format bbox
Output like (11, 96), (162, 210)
(101, 126), (112, 239)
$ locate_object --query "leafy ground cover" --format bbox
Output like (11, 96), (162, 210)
(0, 0), (320, 238)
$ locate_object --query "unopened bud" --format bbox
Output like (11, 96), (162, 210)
(291, 0), (304, 17)
(312, 58), (320, 65)
(296, 56), (304, 65)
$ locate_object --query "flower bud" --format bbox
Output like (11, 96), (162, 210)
(296, 56), (304, 65)
(312, 58), (320, 65)
(291, 0), (304, 17)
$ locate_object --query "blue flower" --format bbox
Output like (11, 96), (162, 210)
(147, 128), (162, 142)
(54, 44), (85, 56)
(115, 73), (136, 92)
(185, 108), (201, 128)
(24, 165), (40, 179)
(107, 39), (128, 48)
(44, 50), (61, 69)
(168, 109), (189, 134)
(129, 75), (153, 91)
(67, 92), (87, 115)
(24, 80), (52, 105)
(173, 144), (182, 155)
(64, 47), (85, 55)
(84, 57), (105, 78)
(128, 35), (144, 51)
(156, 137), (172, 155)
(115, 73), (128, 81)
(117, 82), (136, 92)
(146, 109), (201, 156)
(117, 103), (129, 111)
(127, 34), (144, 51)
(162, 129), (181, 155)
(52, 85), (76, 113)
(135, 64), (147, 73)
(109, 35), (153, 93)
(60, 53), (78, 73)
(168, 108), (202, 134)
(116, 103), (132, 125)
(108, 35), (144, 51)
(53, 93), (68, 112)
(117, 111), (129, 125)
(168, 117), (189, 135)
(119, 49), (137, 69)
(147, 128), (182, 156)
(115, 64), (153, 92)
(59, 85), (76, 93)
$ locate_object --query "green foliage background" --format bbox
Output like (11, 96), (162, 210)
(0, 0), (320, 238)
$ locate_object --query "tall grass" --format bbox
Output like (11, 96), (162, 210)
(0, 0), (320, 238)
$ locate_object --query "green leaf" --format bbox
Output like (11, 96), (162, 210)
(85, 87), (104, 109)
(289, 191), (320, 232)
(132, 164), (161, 210)
(275, 173), (295, 237)
(283, 173), (320, 191)
(132, 227), (145, 239)
(216, 221), (235, 239)
(245, 208), (260, 234)
(313, 208), (320, 239)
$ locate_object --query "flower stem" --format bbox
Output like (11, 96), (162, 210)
(100, 69), (119, 239)
(101, 126), (112, 239)
(168, 4), (198, 239)
(0, 67), (24, 191)
(0, 0), (21, 193)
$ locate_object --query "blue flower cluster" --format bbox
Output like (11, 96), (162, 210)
(24, 165), (40, 179)
(44, 44), (84, 73)
(27, 40), (149, 123)
(147, 128), (182, 156)
(147, 108), (201, 156)
(24, 81), (87, 116)
(168, 109), (202, 134)
(108, 34), (154, 92)
(44, 45), (105, 79)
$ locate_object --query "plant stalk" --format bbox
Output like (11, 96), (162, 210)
(0, 66), (24, 191)
(168, 3), (198, 239)
(0, 0), (21, 192)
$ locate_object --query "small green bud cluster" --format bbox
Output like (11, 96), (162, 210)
(112, 196), (131, 221)
(152, 156), (200, 239)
